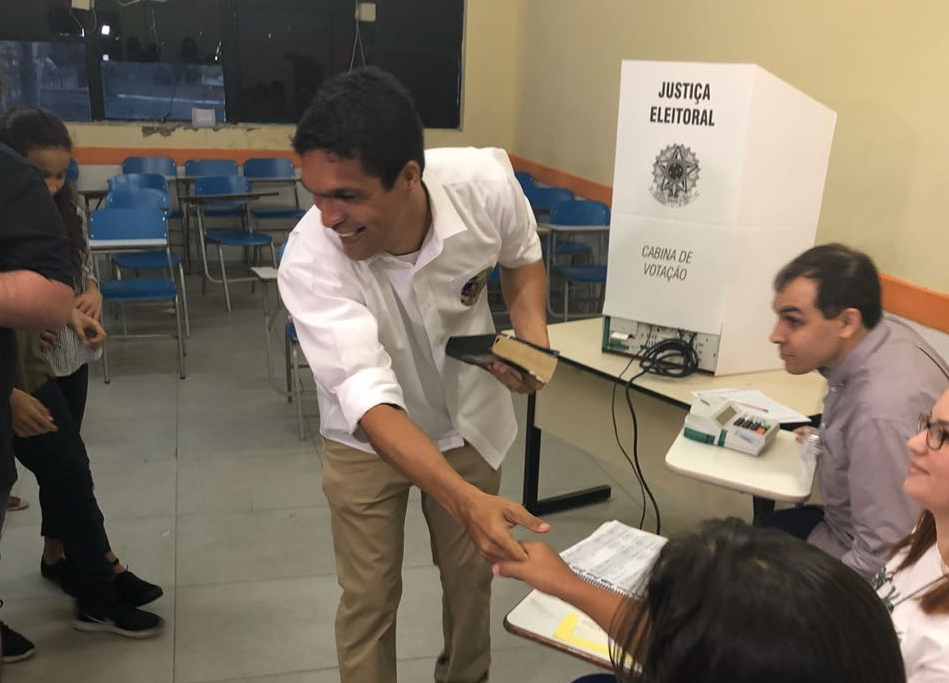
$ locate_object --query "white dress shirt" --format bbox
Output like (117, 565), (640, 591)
(278, 147), (542, 468)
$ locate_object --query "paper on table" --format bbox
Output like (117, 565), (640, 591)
(560, 520), (666, 598)
(691, 388), (811, 424)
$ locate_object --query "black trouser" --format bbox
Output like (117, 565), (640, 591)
(54, 364), (89, 430)
(42, 363), (89, 540)
(757, 504), (825, 541)
(12, 379), (113, 598)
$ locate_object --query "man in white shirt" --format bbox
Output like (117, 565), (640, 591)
(278, 67), (551, 683)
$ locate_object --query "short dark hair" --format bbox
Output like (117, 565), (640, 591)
(773, 243), (882, 329)
(292, 66), (425, 190)
(610, 518), (904, 683)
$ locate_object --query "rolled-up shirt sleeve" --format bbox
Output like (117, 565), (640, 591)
(841, 415), (920, 578)
(278, 244), (405, 434)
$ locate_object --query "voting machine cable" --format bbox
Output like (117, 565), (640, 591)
(610, 355), (652, 531)
(617, 333), (701, 535)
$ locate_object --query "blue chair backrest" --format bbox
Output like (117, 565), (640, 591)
(122, 156), (177, 177)
(67, 158), (79, 183)
(550, 199), (610, 226)
(89, 207), (168, 241)
(526, 186), (573, 209)
(186, 159), (239, 177)
(195, 175), (251, 196)
(108, 173), (169, 193)
(105, 187), (171, 211)
(514, 170), (534, 191)
(243, 157), (295, 179)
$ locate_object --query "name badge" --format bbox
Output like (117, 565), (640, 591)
(459, 267), (494, 307)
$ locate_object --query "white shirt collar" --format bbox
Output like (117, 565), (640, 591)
(371, 176), (469, 270)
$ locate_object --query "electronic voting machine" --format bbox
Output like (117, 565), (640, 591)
(683, 396), (779, 457)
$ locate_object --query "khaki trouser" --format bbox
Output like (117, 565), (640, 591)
(321, 438), (502, 683)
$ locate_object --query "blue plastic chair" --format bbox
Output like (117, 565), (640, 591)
(514, 170), (534, 192)
(190, 171), (247, 218)
(273, 242), (312, 439)
(525, 185), (573, 213)
(549, 199), (611, 321)
(122, 156), (177, 177)
(185, 158), (239, 177)
(109, 174), (183, 219)
(243, 158), (305, 223)
(119, 158), (184, 222)
(88, 207), (186, 382)
(108, 172), (167, 193)
(194, 175), (276, 312)
(67, 158), (79, 183)
(104, 187), (190, 337)
(105, 186), (171, 211)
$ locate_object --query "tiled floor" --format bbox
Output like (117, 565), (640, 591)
(0, 276), (648, 682)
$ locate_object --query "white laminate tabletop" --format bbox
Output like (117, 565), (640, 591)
(546, 318), (826, 417)
(665, 429), (815, 502)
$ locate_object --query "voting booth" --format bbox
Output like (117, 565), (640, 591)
(603, 61), (837, 375)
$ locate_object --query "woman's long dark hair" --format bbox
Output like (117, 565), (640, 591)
(0, 105), (85, 287)
(609, 517), (905, 683)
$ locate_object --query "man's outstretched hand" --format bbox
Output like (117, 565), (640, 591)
(456, 489), (550, 563)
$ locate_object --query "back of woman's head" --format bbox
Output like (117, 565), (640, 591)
(612, 517), (904, 683)
(0, 105), (73, 157)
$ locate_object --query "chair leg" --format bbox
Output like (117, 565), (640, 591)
(291, 342), (305, 440)
(173, 298), (186, 379)
(101, 329), (111, 384)
(177, 262), (191, 339)
(270, 243), (277, 266)
(285, 330), (293, 402)
(563, 279), (570, 322)
(217, 245), (232, 313)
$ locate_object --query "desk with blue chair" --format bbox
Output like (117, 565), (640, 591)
(183, 177), (278, 312)
(544, 199), (611, 321)
(105, 186), (191, 337)
(242, 157), (306, 227)
(88, 207), (186, 383)
(251, 241), (313, 439)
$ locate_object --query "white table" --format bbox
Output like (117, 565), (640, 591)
(525, 318), (826, 532)
(665, 429), (815, 503)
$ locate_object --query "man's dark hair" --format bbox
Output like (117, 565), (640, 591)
(773, 243), (882, 329)
(610, 518), (905, 683)
(292, 66), (425, 190)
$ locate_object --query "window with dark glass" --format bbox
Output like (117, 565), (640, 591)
(0, 0), (465, 129)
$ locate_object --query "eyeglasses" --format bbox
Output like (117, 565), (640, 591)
(917, 413), (949, 450)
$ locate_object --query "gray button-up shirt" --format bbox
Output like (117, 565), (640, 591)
(808, 319), (949, 578)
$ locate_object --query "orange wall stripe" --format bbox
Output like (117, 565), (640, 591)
(880, 274), (949, 334)
(511, 154), (949, 334)
(73, 147), (299, 166)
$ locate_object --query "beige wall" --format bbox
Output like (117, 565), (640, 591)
(512, 0), (949, 291)
(68, 0), (518, 152)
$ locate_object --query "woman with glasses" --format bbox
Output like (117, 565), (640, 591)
(872, 388), (949, 682)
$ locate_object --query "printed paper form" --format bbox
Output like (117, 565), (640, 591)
(691, 388), (811, 424)
(560, 521), (667, 598)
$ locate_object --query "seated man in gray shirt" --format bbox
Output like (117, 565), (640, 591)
(764, 243), (949, 579)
